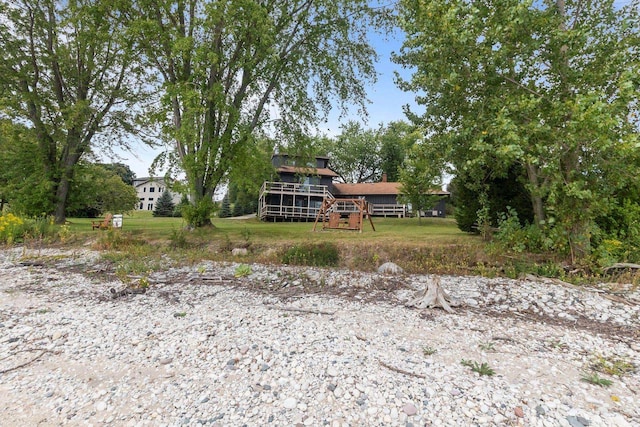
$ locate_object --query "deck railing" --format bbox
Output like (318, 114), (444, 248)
(260, 181), (332, 198)
(370, 204), (408, 217)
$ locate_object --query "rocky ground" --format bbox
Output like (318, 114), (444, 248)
(0, 246), (639, 427)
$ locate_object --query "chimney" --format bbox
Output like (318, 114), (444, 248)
(381, 173), (388, 182)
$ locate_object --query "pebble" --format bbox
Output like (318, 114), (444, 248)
(0, 247), (638, 427)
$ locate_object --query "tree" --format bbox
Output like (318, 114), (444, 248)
(130, 0), (388, 226)
(218, 195), (231, 219)
(99, 163), (137, 186)
(318, 121), (383, 183)
(395, 0), (640, 261)
(0, 0), (148, 224)
(450, 164), (534, 233)
(66, 163), (139, 217)
(0, 120), (53, 216)
(379, 121), (417, 182)
(153, 190), (176, 217)
(399, 143), (444, 224)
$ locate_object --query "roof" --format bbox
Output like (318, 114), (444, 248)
(332, 182), (450, 196)
(277, 165), (339, 177)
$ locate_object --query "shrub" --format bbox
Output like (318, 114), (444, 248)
(282, 242), (339, 267)
(0, 213), (26, 244)
(0, 214), (58, 244)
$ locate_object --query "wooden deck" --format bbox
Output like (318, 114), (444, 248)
(259, 182), (333, 220)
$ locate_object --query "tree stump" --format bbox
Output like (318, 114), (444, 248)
(406, 276), (457, 313)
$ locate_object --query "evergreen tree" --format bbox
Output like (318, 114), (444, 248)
(219, 195), (231, 218)
(153, 190), (176, 217)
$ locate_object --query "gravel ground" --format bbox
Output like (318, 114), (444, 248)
(0, 247), (639, 427)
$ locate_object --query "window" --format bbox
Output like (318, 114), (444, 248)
(148, 198), (154, 201)
(139, 203), (143, 210)
(147, 203), (153, 210)
(149, 187), (155, 192)
(143, 187), (146, 192)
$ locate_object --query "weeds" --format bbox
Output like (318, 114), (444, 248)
(581, 372), (613, 387)
(282, 242), (339, 267)
(478, 342), (495, 351)
(234, 264), (252, 277)
(461, 359), (495, 376)
(422, 346), (438, 356)
(590, 354), (635, 377)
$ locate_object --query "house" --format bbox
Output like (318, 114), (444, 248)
(258, 154), (338, 220)
(133, 177), (182, 211)
(258, 155), (449, 221)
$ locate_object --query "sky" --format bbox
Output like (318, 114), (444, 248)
(104, 29), (419, 178)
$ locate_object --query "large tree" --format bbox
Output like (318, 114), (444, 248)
(318, 121), (383, 183)
(0, 0), (147, 223)
(129, 0), (387, 226)
(395, 0), (640, 261)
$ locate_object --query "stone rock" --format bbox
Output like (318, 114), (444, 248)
(232, 248), (248, 256)
(283, 397), (297, 409)
(515, 406), (524, 418)
(159, 357), (173, 365)
(403, 403), (418, 416)
(378, 262), (404, 275)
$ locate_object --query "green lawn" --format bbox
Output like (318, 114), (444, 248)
(70, 210), (474, 246)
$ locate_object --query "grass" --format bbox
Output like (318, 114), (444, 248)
(55, 211), (568, 278)
(461, 359), (496, 376)
(581, 372), (613, 387)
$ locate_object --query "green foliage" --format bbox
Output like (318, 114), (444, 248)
(169, 228), (189, 249)
(0, 121), (55, 216)
(219, 196), (232, 219)
(153, 191), (176, 218)
(182, 198), (214, 228)
(399, 142), (444, 222)
(66, 163), (139, 217)
(395, 0), (640, 262)
(581, 373), (613, 387)
(132, 0), (388, 227)
(379, 121), (416, 182)
(0, 214), (59, 245)
(317, 121), (383, 183)
(450, 165), (534, 234)
(461, 359), (495, 376)
(282, 242), (340, 267)
(234, 264), (253, 278)
(99, 163), (136, 186)
(478, 342), (495, 352)
(422, 346), (438, 356)
(0, 1), (149, 223)
(0, 213), (26, 244)
(590, 354), (636, 377)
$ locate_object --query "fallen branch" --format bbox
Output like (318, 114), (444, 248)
(264, 305), (335, 316)
(378, 360), (427, 379)
(0, 349), (60, 374)
(110, 286), (147, 299)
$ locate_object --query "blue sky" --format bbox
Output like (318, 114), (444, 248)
(108, 29), (417, 178)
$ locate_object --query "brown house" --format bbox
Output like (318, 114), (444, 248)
(258, 154), (448, 221)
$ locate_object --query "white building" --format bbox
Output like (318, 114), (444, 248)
(133, 177), (183, 211)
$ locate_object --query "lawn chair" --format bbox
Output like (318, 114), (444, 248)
(92, 213), (113, 230)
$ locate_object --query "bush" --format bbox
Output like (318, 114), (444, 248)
(282, 242), (340, 267)
(0, 214), (58, 244)
(182, 198), (214, 227)
(0, 213), (26, 244)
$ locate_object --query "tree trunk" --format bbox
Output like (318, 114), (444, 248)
(525, 163), (546, 226)
(406, 276), (457, 313)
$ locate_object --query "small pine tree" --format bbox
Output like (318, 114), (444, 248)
(153, 190), (176, 217)
(219, 195), (231, 218)
(232, 200), (244, 217)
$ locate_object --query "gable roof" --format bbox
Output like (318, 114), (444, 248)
(332, 182), (450, 197)
(277, 165), (339, 178)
